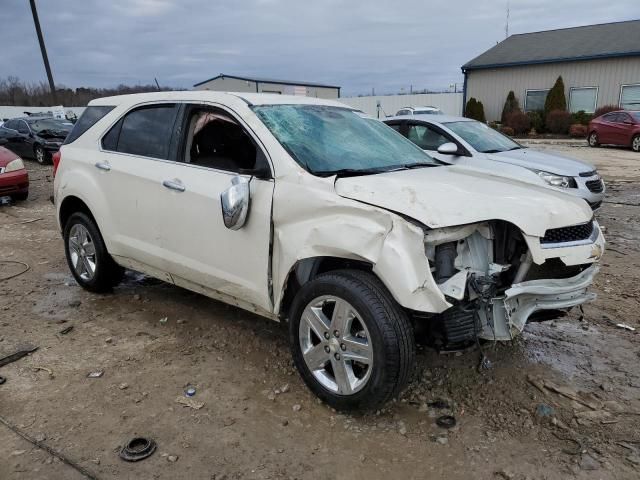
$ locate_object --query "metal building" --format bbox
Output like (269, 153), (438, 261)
(193, 73), (341, 99)
(462, 20), (640, 122)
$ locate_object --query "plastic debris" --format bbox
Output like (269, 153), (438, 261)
(185, 387), (196, 397)
(616, 323), (636, 331)
(87, 370), (104, 378)
(159, 317), (168, 325)
(176, 396), (204, 410)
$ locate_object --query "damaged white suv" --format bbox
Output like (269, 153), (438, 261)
(54, 92), (605, 410)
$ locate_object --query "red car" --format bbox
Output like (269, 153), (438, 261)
(588, 110), (640, 152)
(0, 138), (29, 201)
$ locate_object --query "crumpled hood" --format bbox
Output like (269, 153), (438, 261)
(490, 148), (595, 176)
(334, 166), (593, 237)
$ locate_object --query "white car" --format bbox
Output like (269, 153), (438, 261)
(54, 92), (604, 410)
(385, 115), (605, 209)
(395, 106), (443, 116)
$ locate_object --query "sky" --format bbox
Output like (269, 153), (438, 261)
(0, 0), (637, 97)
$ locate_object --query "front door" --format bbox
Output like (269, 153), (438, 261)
(160, 104), (275, 313)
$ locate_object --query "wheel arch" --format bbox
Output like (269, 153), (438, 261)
(58, 195), (97, 232)
(278, 256), (375, 320)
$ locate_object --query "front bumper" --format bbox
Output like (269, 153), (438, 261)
(478, 264), (599, 341)
(0, 169), (29, 196)
(572, 174), (605, 210)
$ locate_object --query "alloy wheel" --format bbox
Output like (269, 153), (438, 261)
(633, 136), (640, 152)
(35, 146), (45, 164)
(589, 133), (598, 147)
(298, 295), (373, 395)
(68, 224), (97, 281)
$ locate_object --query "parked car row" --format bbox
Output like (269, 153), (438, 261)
(0, 116), (73, 165)
(53, 91), (606, 411)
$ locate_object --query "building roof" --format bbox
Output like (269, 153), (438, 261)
(193, 73), (340, 90)
(463, 20), (640, 71)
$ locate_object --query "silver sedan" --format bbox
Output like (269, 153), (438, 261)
(384, 115), (605, 210)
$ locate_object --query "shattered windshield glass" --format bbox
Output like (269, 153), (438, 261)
(253, 105), (438, 176)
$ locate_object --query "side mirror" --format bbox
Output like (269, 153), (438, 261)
(220, 176), (250, 230)
(437, 142), (460, 155)
(0, 138), (7, 146)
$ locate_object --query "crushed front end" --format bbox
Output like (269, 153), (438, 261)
(423, 219), (604, 344)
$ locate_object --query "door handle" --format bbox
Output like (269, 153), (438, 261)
(94, 161), (111, 171)
(162, 179), (186, 192)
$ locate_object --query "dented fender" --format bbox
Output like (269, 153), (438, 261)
(271, 174), (450, 314)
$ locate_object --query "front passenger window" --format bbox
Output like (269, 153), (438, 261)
(182, 108), (267, 175)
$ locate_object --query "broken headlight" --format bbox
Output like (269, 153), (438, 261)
(535, 170), (577, 188)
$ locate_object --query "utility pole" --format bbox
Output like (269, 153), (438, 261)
(29, 0), (57, 103)
(505, 0), (510, 39)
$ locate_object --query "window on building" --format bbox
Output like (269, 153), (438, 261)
(569, 87), (598, 113)
(620, 84), (640, 110)
(524, 89), (549, 112)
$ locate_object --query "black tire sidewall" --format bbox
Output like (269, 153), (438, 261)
(289, 273), (401, 410)
(63, 212), (114, 292)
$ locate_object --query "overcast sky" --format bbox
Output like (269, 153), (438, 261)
(0, 0), (636, 96)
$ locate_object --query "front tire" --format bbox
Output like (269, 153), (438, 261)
(588, 131), (599, 148)
(63, 212), (124, 292)
(289, 270), (415, 411)
(632, 134), (640, 152)
(34, 145), (49, 165)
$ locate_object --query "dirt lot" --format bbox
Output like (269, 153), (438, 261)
(1, 142), (639, 480)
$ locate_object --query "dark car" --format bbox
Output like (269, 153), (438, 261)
(588, 110), (640, 152)
(0, 116), (73, 164)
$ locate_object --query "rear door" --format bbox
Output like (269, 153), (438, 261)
(12, 120), (32, 157)
(94, 102), (181, 277)
(159, 103), (275, 313)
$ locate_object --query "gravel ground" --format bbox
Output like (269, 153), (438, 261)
(1, 142), (639, 480)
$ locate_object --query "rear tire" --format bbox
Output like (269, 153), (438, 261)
(34, 145), (50, 165)
(588, 131), (599, 147)
(632, 134), (640, 152)
(63, 212), (124, 292)
(289, 270), (415, 411)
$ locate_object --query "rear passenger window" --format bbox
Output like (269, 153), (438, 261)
(64, 106), (114, 144)
(103, 104), (178, 160)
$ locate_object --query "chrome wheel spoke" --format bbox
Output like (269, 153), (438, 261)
(341, 337), (372, 364)
(331, 357), (352, 395)
(302, 307), (330, 340)
(303, 343), (330, 371)
(330, 299), (351, 336)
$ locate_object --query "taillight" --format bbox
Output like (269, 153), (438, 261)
(52, 151), (61, 178)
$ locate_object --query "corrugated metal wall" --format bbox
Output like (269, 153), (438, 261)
(339, 93), (464, 117)
(194, 77), (340, 99)
(466, 56), (640, 121)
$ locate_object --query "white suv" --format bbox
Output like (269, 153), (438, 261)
(54, 92), (604, 410)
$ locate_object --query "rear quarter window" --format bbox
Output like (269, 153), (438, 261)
(63, 106), (115, 144)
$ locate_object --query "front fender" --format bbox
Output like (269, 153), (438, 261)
(272, 177), (450, 314)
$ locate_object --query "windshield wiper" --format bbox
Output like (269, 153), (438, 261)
(506, 146), (522, 151)
(481, 149), (503, 153)
(404, 162), (439, 169)
(314, 166), (404, 178)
